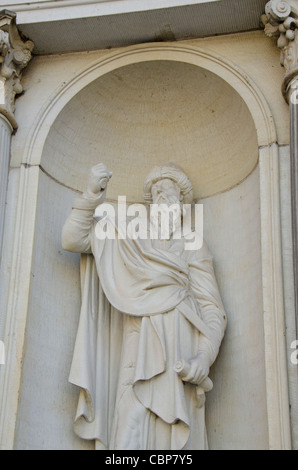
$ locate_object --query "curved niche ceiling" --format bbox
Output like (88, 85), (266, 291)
(42, 60), (258, 202)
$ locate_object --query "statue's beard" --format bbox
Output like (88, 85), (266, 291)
(150, 194), (182, 239)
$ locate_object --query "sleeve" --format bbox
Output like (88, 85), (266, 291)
(188, 240), (227, 365)
(61, 191), (105, 254)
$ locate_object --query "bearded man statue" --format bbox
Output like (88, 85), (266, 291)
(62, 162), (227, 450)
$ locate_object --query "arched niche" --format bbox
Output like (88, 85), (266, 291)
(40, 60), (258, 202)
(8, 44), (290, 450)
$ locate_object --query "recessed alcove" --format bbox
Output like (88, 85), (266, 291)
(14, 55), (273, 450)
(41, 60), (258, 202)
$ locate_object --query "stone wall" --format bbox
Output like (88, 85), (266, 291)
(0, 31), (296, 449)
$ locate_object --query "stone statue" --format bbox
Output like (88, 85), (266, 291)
(62, 162), (227, 450)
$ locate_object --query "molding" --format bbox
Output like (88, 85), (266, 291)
(259, 143), (292, 449)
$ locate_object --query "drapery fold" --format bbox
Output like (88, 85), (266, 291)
(68, 218), (226, 449)
(69, 254), (124, 448)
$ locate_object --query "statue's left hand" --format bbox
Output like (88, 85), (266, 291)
(180, 351), (210, 386)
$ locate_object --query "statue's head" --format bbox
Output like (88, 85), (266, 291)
(143, 163), (193, 205)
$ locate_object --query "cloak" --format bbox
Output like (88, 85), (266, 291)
(68, 218), (226, 449)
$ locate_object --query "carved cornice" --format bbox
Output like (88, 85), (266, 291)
(262, 0), (298, 102)
(0, 10), (34, 128)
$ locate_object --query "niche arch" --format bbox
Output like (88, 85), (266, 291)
(7, 43), (290, 450)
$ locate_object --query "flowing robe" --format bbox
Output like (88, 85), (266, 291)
(62, 193), (227, 450)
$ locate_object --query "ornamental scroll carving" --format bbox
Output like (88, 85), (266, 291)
(262, 0), (298, 100)
(0, 10), (34, 128)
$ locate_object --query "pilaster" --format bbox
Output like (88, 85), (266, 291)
(0, 7), (33, 315)
(263, 0), (298, 450)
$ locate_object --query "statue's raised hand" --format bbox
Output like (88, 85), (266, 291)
(86, 163), (113, 196)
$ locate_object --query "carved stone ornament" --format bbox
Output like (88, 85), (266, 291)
(262, 0), (298, 101)
(0, 10), (34, 128)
